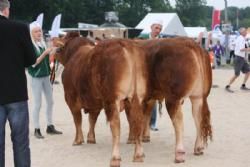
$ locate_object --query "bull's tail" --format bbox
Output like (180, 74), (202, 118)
(194, 47), (213, 146)
(201, 97), (213, 146)
(200, 48), (213, 146)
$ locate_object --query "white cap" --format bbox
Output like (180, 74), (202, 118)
(151, 19), (163, 26)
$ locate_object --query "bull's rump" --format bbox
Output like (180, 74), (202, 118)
(144, 38), (211, 100)
(89, 39), (148, 101)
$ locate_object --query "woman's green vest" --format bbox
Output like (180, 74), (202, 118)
(28, 46), (50, 77)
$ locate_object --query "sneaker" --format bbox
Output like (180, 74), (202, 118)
(53, 80), (60, 84)
(150, 126), (159, 131)
(225, 85), (234, 93)
(46, 125), (63, 135)
(240, 85), (250, 91)
(34, 129), (44, 139)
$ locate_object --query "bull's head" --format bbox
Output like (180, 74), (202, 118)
(54, 31), (95, 66)
(53, 31), (80, 65)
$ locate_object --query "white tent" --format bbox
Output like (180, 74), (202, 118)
(136, 13), (187, 36)
(184, 27), (208, 38)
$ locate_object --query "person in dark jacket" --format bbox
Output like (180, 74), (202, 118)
(0, 0), (36, 166)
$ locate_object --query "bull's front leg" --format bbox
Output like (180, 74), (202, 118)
(142, 100), (156, 143)
(166, 100), (185, 163)
(131, 96), (145, 163)
(87, 110), (101, 144)
(124, 99), (135, 144)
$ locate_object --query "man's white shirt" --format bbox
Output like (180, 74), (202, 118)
(234, 35), (246, 58)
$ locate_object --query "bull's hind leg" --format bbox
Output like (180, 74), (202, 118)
(87, 110), (101, 144)
(190, 97), (204, 155)
(71, 109), (84, 145)
(109, 101), (121, 167)
(190, 97), (212, 156)
(166, 100), (185, 163)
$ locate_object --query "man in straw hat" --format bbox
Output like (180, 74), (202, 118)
(139, 19), (163, 39)
(0, 0), (36, 166)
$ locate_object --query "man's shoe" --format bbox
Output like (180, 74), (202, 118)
(34, 129), (44, 139)
(46, 125), (63, 135)
(240, 85), (250, 91)
(53, 80), (60, 84)
(225, 85), (234, 93)
(150, 126), (159, 131)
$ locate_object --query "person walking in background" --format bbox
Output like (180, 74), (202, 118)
(139, 20), (163, 131)
(0, 0), (37, 166)
(213, 40), (224, 66)
(225, 27), (250, 93)
(28, 22), (62, 139)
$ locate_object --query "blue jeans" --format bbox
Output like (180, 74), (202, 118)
(0, 101), (30, 167)
(150, 104), (157, 128)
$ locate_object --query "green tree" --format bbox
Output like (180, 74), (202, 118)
(115, 0), (173, 27)
(175, 0), (207, 26)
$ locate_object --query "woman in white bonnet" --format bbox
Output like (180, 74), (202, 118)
(28, 21), (62, 139)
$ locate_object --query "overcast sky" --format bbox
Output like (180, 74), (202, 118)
(169, 0), (250, 10)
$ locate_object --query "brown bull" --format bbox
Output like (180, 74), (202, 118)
(55, 32), (149, 167)
(132, 37), (213, 163)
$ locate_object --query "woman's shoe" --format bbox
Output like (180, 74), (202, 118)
(46, 125), (63, 135)
(34, 129), (44, 139)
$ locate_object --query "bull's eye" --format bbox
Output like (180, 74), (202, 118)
(56, 47), (63, 53)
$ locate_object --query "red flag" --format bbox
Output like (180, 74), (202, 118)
(211, 9), (221, 30)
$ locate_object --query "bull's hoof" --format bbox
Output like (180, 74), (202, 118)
(87, 139), (96, 144)
(175, 150), (185, 163)
(127, 138), (135, 144)
(142, 136), (150, 143)
(110, 157), (121, 167)
(194, 147), (204, 156)
(87, 133), (96, 144)
(72, 140), (84, 146)
(133, 154), (144, 162)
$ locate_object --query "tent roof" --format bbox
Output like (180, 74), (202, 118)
(136, 13), (187, 36)
(184, 27), (208, 38)
(100, 22), (126, 28)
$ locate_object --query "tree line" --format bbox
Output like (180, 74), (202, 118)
(10, 0), (250, 31)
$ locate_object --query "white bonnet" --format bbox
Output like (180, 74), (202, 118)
(49, 30), (59, 38)
(29, 21), (41, 31)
